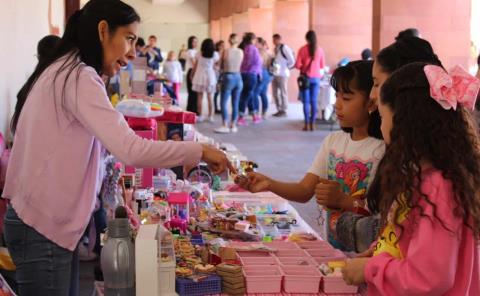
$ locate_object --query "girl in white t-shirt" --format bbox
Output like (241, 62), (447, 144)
(192, 39), (220, 122)
(237, 60), (385, 250)
(162, 51), (183, 100)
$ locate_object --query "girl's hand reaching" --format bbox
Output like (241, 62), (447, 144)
(235, 172), (272, 193)
(342, 257), (369, 286)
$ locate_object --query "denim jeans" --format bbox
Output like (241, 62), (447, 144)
(239, 73), (259, 116)
(4, 206), (79, 296)
(300, 77), (320, 124)
(255, 68), (272, 115)
(220, 73), (244, 124)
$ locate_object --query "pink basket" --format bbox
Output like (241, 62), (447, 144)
(240, 256), (277, 266)
(274, 249), (309, 258)
(243, 265), (283, 294)
(281, 265), (321, 294)
(263, 241), (300, 250)
(236, 250), (273, 258)
(275, 257), (316, 266)
(296, 241), (333, 250)
(322, 276), (359, 294)
(307, 249), (346, 265)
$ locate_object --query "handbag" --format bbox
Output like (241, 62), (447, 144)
(297, 55), (314, 90)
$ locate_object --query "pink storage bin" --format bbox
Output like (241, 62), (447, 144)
(296, 240), (333, 250)
(309, 249), (346, 265)
(263, 241), (300, 250)
(280, 265), (322, 294)
(236, 250), (273, 258)
(240, 256), (277, 266)
(243, 265), (283, 294)
(274, 249), (309, 258)
(275, 256), (316, 266)
(322, 275), (359, 294)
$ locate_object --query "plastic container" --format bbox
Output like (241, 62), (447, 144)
(175, 275), (222, 296)
(296, 241), (333, 250)
(263, 241), (300, 250)
(308, 249), (346, 265)
(275, 256), (316, 266)
(274, 249), (309, 258)
(240, 256), (277, 266)
(243, 265), (283, 294)
(322, 276), (359, 294)
(280, 265), (322, 294)
(236, 250), (273, 258)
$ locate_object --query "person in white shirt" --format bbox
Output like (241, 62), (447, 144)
(162, 51), (183, 100)
(271, 34), (296, 117)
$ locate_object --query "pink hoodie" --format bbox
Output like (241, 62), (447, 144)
(365, 169), (480, 295)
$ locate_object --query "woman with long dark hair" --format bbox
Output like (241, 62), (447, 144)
(3, 1), (231, 295)
(186, 35), (199, 114)
(192, 39), (220, 122)
(295, 30), (326, 131)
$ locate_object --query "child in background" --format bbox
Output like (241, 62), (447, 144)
(237, 60), (384, 250)
(342, 62), (480, 295)
(163, 50), (183, 100)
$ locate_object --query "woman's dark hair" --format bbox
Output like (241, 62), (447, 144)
(201, 39), (215, 58)
(187, 36), (197, 50)
(376, 37), (443, 74)
(215, 40), (225, 52)
(361, 48), (372, 61)
(136, 37), (145, 48)
(305, 30), (317, 58)
(11, 0), (140, 134)
(257, 37), (267, 46)
(330, 60), (383, 140)
(477, 54), (480, 66)
(395, 28), (420, 41)
(367, 37), (445, 212)
(371, 62), (480, 241)
(37, 35), (61, 62)
(239, 32), (256, 50)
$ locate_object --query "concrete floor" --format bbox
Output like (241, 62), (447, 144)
(79, 101), (338, 296)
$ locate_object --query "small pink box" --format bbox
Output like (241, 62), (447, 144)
(308, 249), (346, 265)
(263, 241), (300, 250)
(275, 256), (316, 266)
(243, 265), (283, 294)
(240, 256), (277, 266)
(296, 240), (333, 250)
(322, 275), (359, 294)
(274, 249), (309, 258)
(281, 265), (322, 294)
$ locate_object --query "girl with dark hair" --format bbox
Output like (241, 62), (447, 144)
(2, 2), (231, 295)
(237, 60), (384, 252)
(192, 39), (220, 122)
(335, 37), (445, 253)
(238, 32), (263, 125)
(295, 30), (326, 131)
(186, 35), (199, 114)
(342, 62), (480, 295)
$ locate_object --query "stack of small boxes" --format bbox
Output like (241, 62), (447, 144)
(215, 263), (246, 296)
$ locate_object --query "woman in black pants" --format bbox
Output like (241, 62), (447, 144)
(186, 36), (199, 114)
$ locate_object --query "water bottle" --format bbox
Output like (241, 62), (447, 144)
(101, 218), (135, 296)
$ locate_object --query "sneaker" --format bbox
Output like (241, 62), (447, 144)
(196, 115), (204, 122)
(262, 113), (267, 120)
(208, 116), (215, 123)
(273, 111), (286, 117)
(230, 126), (238, 133)
(214, 126), (231, 134)
(237, 117), (248, 126)
(252, 115), (262, 124)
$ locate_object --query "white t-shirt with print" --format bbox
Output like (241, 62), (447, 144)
(308, 131), (385, 248)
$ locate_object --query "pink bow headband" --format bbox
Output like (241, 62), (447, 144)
(424, 65), (480, 111)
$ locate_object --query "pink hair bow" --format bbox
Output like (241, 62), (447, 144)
(424, 65), (480, 111)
